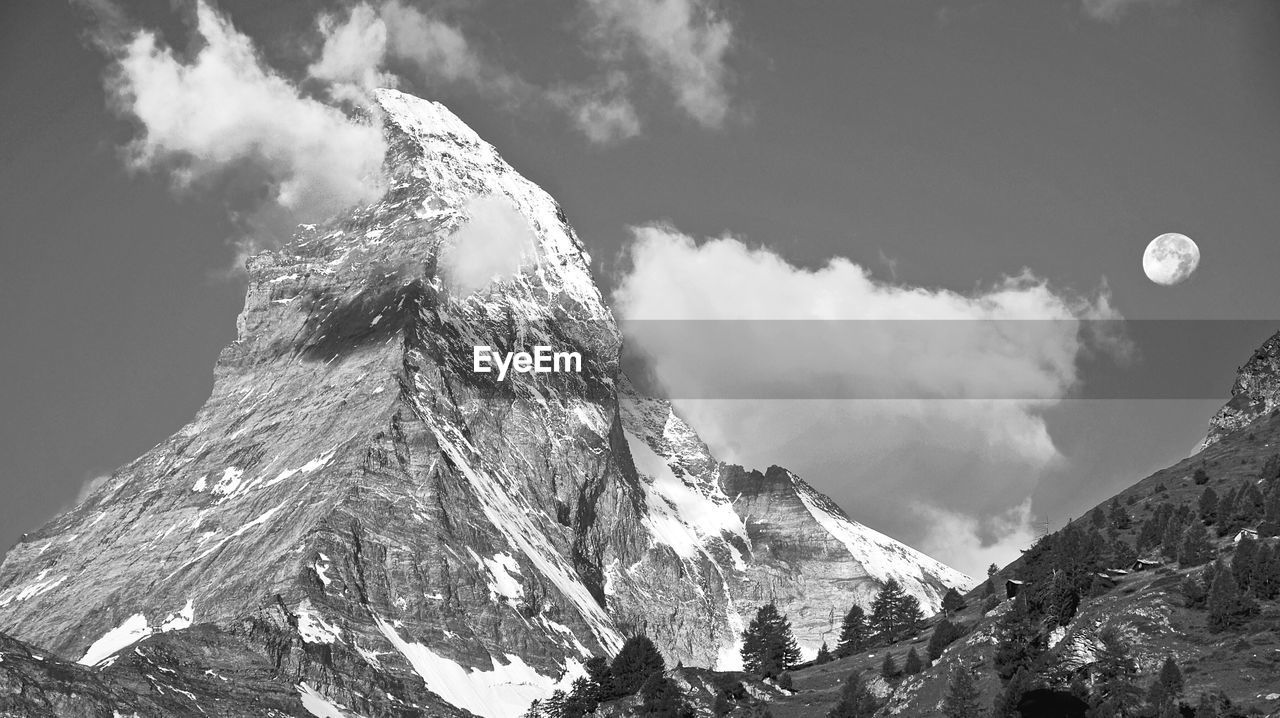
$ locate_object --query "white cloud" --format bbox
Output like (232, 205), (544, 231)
(548, 73), (642, 144)
(1081, 0), (1178, 22)
(380, 1), (492, 89)
(106, 1), (386, 245)
(308, 3), (395, 103)
(585, 0), (735, 127)
(917, 501), (1038, 580)
(614, 226), (1122, 568)
(440, 195), (539, 296)
(76, 473), (112, 505)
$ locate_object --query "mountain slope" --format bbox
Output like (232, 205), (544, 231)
(0, 89), (965, 718)
(775, 332), (1280, 717)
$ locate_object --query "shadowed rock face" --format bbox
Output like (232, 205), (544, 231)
(0, 89), (965, 718)
(1203, 330), (1280, 449)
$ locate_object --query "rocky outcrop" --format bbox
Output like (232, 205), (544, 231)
(1202, 330), (1280, 449)
(0, 89), (965, 718)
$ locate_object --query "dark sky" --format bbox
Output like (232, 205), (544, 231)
(3, 0), (1280, 571)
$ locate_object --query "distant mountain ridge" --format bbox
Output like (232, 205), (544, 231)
(0, 89), (965, 718)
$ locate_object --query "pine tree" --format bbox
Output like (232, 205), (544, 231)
(992, 595), (1044, 681)
(1233, 482), (1266, 525)
(992, 667), (1034, 718)
(1178, 521), (1214, 568)
(826, 672), (878, 718)
(639, 673), (695, 718)
(1091, 507), (1107, 528)
(1199, 486), (1219, 524)
(1207, 561), (1258, 632)
(988, 563), (999, 578)
(1047, 570), (1081, 627)
(1090, 628), (1143, 714)
(1110, 539), (1137, 568)
(740, 603), (801, 678)
(942, 668), (985, 718)
(835, 605), (869, 657)
(880, 652), (899, 680)
(871, 579), (919, 643)
(1136, 516), (1162, 551)
(1156, 656), (1183, 699)
(1109, 497), (1131, 530)
(981, 578), (995, 597)
(562, 676), (601, 718)
(1216, 487), (1239, 536)
(1194, 467), (1211, 485)
(928, 618), (964, 661)
(1233, 534), (1259, 591)
(1251, 543), (1280, 599)
(607, 635), (666, 698)
(1161, 514), (1186, 560)
(897, 594), (924, 637)
(941, 587), (967, 615)
(904, 648), (923, 675)
(815, 641), (832, 665)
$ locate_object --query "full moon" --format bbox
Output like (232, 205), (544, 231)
(1142, 233), (1200, 286)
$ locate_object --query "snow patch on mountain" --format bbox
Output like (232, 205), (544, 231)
(792, 475), (970, 605)
(375, 617), (574, 718)
(79, 614), (151, 667)
(626, 428), (746, 559)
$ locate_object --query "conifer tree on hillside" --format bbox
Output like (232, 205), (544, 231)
(1199, 486), (1219, 525)
(815, 641), (832, 665)
(835, 605), (869, 657)
(1194, 467), (1211, 485)
(1110, 539), (1137, 568)
(880, 652), (900, 680)
(1156, 657), (1184, 699)
(928, 618), (965, 661)
(1109, 497), (1131, 530)
(942, 587), (967, 615)
(988, 563), (999, 579)
(870, 579), (922, 643)
(904, 648), (923, 675)
(942, 668), (985, 718)
(1091, 507), (1106, 528)
(1216, 487), (1239, 536)
(992, 595), (1044, 681)
(639, 673), (695, 718)
(607, 635), (666, 699)
(1090, 628), (1143, 715)
(827, 672), (878, 718)
(1161, 514), (1186, 560)
(1251, 543), (1280, 599)
(1233, 534), (1259, 591)
(1233, 482), (1266, 526)
(740, 603), (800, 678)
(1178, 521), (1214, 568)
(561, 676), (601, 718)
(992, 667), (1035, 718)
(1207, 561), (1258, 632)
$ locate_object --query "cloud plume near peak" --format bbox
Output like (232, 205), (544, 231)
(96, 0), (387, 251)
(614, 226), (1124, 575)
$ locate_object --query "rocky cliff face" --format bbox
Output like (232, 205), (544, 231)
(0, 89), (965, 718)
(1202, 330), (1280, 449)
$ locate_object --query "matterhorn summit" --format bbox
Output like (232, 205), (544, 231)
(0, 90), (966, 718)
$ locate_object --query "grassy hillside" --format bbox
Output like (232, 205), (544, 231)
(772, 410), (1280, 717)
